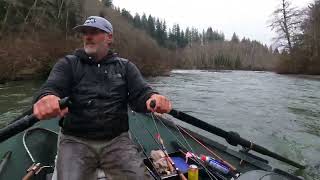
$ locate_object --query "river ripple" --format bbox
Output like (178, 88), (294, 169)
(0, 70), (319, 179)
(148, 70), (320, 180)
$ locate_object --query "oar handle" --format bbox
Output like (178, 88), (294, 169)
(150, 100), (156, 109)
(58, 97), (71, 109)
(0, 97), (70, 143)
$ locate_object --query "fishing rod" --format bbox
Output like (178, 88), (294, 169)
(150, 114), (187, 180)
(178, 149), (228, 180)
(149, 103), (235, 171)
(0, 97), (70, 143)
(177, 125), (237, 171)
(133, 115), (175, 173)
(129, 129), (161, 180)
(153, 112), (237, 173)
(152, 113), (220, 180)
(133, 112), (187, 180)
(150, 100), (306, 169)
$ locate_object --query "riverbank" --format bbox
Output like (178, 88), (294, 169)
(2, 64), (320, 84)
(0, 30), (171, 83)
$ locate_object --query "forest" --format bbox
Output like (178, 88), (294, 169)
(0, 0), (318, 82)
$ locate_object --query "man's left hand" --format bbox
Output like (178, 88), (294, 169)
(146, 94), (172, 113)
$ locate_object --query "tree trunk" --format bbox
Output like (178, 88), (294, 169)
(24, 0), (38, 24)
(58, 0), (65, 19)
(1, 3), (11, 35)
(281, 0), (293, 52)
(65, 9), (69, 40)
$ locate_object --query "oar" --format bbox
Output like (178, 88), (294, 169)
(150, 101), (305, 169)
(0, 151), (11, 175)
(0, 97), (70, 143)
(8, 108), (33, 125)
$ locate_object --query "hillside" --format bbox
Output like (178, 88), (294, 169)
(0, 0), (280, 83)
(0, 0), (171, 83)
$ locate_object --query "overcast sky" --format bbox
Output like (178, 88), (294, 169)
(113, 0), (312, 45)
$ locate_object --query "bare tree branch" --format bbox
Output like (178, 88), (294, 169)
(269, 0), (303, 53)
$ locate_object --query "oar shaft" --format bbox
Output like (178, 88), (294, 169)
(169, 110), (229, 140)
(0, 97), (70, 143)
(0, 151), (11, 174)
(8, 108), (33, 125)
(0, 115), (37, 143)
(169, 109), (306, 169)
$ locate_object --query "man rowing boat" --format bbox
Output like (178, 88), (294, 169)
(33, 16), (172, 180)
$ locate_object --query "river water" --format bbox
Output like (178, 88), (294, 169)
(0, 70), (319, 179)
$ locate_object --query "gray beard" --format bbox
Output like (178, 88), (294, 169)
(84, 47), (97, 55)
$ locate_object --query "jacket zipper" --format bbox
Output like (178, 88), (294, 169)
(97, 63), (102, 118)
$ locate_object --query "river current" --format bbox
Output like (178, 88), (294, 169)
(0, 70), (319, 179)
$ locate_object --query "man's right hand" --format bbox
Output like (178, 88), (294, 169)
(33, 95), (68, 120)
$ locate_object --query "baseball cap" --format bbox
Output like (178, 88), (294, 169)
(73, 16), (113, 34)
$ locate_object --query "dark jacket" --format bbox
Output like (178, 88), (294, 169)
(34, 49), (157, 139)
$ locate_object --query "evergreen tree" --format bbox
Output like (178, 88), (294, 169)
(231, 32), (240, 43)
(168, 27), (175, 41)
(121, 8), (133, 21)
(155, 18), (164, 45)
(234, 55), (242, 69)
(302, 0), (320, 59)
(185, 27), (192, 45)
(133, 13), (141, 28)
(147, 15), (155, 37)
(213, 30), (225, 41)
(141, 13), (148, 30)
(202, 29), (206, 45)
(0, 0), (8, 20)
(241, 37), (250, 43)
(179, 30), (188, 48)
(103, 0), (113, 7)
(206, 27), (214, 42)
(191, 28), (200, 43)
(162, 20), (167, 41)
(176, 24), (181, 41)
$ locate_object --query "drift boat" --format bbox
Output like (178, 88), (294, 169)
(0, 99), (305, 180)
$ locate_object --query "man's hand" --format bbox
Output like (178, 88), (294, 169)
(33, 95), (68, 120)
(146, 94), (172, 113)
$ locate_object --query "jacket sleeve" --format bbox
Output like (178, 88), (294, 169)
(33, 57), (73, 103)
(126, 61), (158, 113)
